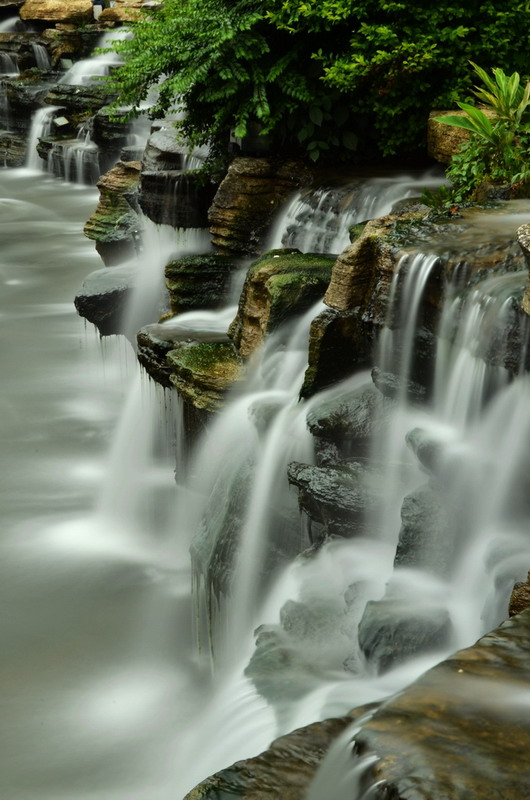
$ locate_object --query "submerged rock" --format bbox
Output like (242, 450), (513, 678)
(229, 249), (334, 358)
(357, 592), (452, 673)
(186, 611), (530, 800)
(394, 481), (453, 576)
(208, 156), (313, 255)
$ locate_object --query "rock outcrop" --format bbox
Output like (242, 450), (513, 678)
(228, 249), (334, 358)
(19, 0), (93, 25)
(209, 157), (313, 255)
(83, 160), (141, 265)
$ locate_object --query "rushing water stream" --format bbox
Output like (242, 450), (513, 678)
(3, 141), (530, 800)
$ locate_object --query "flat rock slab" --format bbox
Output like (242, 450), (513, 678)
(358, 608), (530, 799)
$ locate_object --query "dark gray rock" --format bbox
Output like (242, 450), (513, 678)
(74, 263), (135, 336)
(394, 481), (453, 576)
(139, 170), (216, 228)
(306, 382), (393, 459)
(287, 461), (381, 539)
(358, 594), (452, 673)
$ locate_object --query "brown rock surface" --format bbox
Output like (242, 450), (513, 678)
(209, 157), (313, 255)
(518, 222), (530, 315)
(100, 0), (142, 23)
(509, 571), (530, 616)
(323, 215), (401, 315)
(427, 110), (470, 164)
(20, 0), (93, 24)
(356, 609), (530, 798)
(184, 714), (360, 800)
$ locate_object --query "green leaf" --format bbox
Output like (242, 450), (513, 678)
(342, 131), (358, 150)
(309, 106), (323, 126)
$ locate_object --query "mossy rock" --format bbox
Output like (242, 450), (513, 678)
(168, 341), (243, 412)
(229, 249), (335, 358)
(165, 253), (238, 314)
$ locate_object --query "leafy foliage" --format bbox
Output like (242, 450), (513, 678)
(105, 0), (530, 164)
(435, 63), (530, 201)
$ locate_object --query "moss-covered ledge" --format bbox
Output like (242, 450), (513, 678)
(229, 249), (335, 358)
(167, 341), (243, 412)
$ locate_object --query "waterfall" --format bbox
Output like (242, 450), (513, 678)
(268, 170), (446, 253)
(0, 16), (19, 31)
(0, 51), (18, 74)
(32, 42), (51, 70)
(25, 105), (61, 170)
(59, 28), (130, 85)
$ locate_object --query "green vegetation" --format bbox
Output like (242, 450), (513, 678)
(105, 0), (530, 165)
(435, 63), (530, 202)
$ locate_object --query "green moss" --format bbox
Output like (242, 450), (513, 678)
(249, 249), (335, 278)
(171, 342), (241, 377)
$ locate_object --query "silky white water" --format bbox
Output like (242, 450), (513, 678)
(3, 123), (530, 800)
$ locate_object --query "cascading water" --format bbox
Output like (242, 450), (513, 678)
(59, 28), (130, 85)
(48, 122), (101, 184)
(32, 42), (51, 70)
(4, 29), (530, 798)
(268, 170), (446, 253)
(25, 105), (61, 170)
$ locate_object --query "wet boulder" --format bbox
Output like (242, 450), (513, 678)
(306, 381), (393, 460)
(0, 130), (26, 166)
(74, 262), (135, 335)
(83, 160), (141, 266)
(208, 156), (313, 256)
(141, 124), (188, 172)
(43, 83), (116, 114)
(228, 249), (334, 358)
(287, 461), (381, 540)
(357, 590), (452, 674)
(394, 481), (453, 576)
(300, 307), (375, 398)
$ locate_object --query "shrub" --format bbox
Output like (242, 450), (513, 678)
(104, 0), (530, 164)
